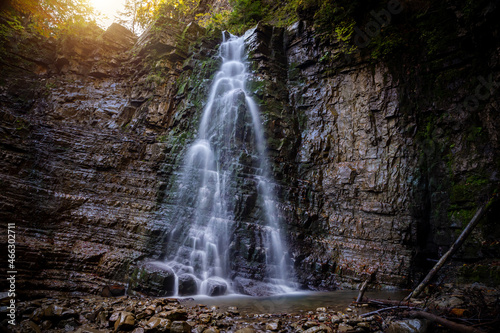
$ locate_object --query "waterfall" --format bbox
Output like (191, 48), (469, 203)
(162, 31), (295, 296)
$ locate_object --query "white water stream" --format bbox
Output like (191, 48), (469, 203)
(162, 31), (294, 296)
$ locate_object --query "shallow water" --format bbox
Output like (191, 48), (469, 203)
(180, 290), (408, 315)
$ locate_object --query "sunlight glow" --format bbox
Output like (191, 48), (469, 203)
(90, 0), (126, 29)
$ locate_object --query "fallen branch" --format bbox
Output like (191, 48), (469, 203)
(406, 202), (490, 300)
(361, 298), (418, 307)
(407, 311), (484, 333)
(360, 306), (422, 318)
(356, 279), (370, 303)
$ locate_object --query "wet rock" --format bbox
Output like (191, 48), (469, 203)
(357, 322), (371, 329)
(316, 307), (327, 312)
(170, 321), (191, 333)
(205, 278), (228, 296)
(386, 319), (428, 333)
(178, 274), (198, 296)
(145, 317), (171, 332)
(317, 314), (328, 322)
(199, 314), (212, 324)
(132, 328), (145, 333)
(202, 327), (219, 333)
(162, 309), (188, 321)
(75, 325), (109, 333)
(114, 311), (136, 331)
(19, 320), (41, 333)
(304, 325), (331, 333)
(226, 307), (239, 315)
(304, 321), (318, 328)
(101, 285), (126, 297)
(337, 323), (354, 332)
(234, 328), (255, 333)
(129, 262), (176, 297)
(265, 320), (281, 331)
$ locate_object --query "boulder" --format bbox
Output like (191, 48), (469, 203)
(177, 273), (198, 296)
(145, 317), (171, 332)
(386, 319), (428, 333)
(114, 311), (136, 331)
(101, 284), (126, 297)
(205, 277), (228, 296)
(128, 261), (176, 296)
(170, 321), (191, 333)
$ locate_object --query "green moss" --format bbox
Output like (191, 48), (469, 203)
(459, 263), (500, 285)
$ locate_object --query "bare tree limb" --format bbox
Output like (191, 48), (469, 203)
(406, 202), (490, 300)
(407, 311), (484, 333)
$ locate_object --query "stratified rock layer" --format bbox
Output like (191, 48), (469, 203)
(1, 5), (499, 295)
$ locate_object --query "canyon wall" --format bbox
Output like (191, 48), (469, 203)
(1, 4), (499, 296)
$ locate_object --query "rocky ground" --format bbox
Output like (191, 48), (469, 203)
(1, 283), (498, 333)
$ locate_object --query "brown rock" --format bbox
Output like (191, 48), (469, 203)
(114, 311), (136, 331)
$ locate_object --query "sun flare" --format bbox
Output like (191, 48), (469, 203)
(89, 0), (126, 28)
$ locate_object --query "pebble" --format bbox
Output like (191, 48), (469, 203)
(9, 296), (385, 333)
(265, 320), (281, 331)
(338, 323), (355, 332)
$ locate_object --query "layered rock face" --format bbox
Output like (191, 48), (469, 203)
(244, 23), (415, 289)
(244, 17), (500, 289)
(1, 6), (499, 295)
(0, 20), (214, 295)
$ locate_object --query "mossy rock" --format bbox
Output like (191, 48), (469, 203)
(128, 261), (176, 296)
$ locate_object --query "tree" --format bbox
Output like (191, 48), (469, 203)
(1, 0), (97, 37)
(116, 0), (202, 35)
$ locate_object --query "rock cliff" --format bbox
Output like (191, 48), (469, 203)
(1, 3), (499, 296)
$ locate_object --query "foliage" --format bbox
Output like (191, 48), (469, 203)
(0, 0), (100, 64)
(117, 0), (201, 34)
(226, 0), (267, 35)
(1, 0), (97, 37)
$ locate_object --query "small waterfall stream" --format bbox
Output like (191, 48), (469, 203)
(162, 31), (294, 296)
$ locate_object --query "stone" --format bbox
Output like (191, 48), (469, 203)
(338, 323), (354, 332)
(101, 285), (126, 297)
(178, 273), (198, 296)
(199, 314), (212, 324)
(132, 329), (145, 333)
(386, 319), (428, 333)
(170, 321), (191, 333)
(227, 307), (239, 315)
(205, 277), (228, 296)
(128, 262), (176, 297)
(145, 317), (171, 332)
(202, 328), (219, 333)
(234, 328), (256, 333)
(75, 325), (109, 333)
(304, 326), (330, 333)
(265, 320), (281, 331)
(114, 311), (136, 331)
(162, 309), (188, 321)
(316, 307), (327, 312)
(304, 321), (318, 328)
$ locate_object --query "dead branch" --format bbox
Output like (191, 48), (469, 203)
(361, 297), (418, 307)
(407, 311), (484, 333)
(406, 202), (490, 300)
(360, 306), (423, 317)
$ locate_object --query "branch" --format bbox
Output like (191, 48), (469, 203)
(407, 311), (484, 333)
(406, 202), (490, 300)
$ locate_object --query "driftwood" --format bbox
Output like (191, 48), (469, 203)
(407, 311), (484, 333)
(406, 202), (490, 300)
(361, 297), (418, 307)
(360, 305), (423, 317)
(355, 268), (378, 303)
(356, 279), (370, 303)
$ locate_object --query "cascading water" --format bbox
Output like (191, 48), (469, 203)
(161, 31), (295, 296)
